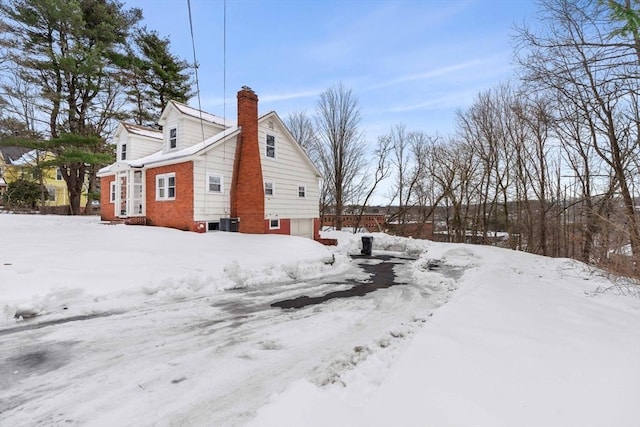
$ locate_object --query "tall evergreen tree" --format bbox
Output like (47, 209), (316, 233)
(0, 0), (142, 214)
(127, 28), (193, 126)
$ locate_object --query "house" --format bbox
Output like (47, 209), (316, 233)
(0, 146), (80, 212)
(98, 86), (322, 239)
(0, 146), (30, 198)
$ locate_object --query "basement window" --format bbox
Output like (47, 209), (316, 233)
(266, 134), (275, 158)
(156, 173), (176, 200)
(269, 218), (280, 230)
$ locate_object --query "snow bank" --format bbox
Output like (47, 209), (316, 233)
(251, 239), (640, 427)
(0, 214), (343, 323)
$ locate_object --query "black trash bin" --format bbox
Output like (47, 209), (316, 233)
(361, 235), (373, 255)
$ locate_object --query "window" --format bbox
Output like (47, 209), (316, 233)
(110, 181), (117, 203)
(269, 218), (280, 229)
(207, 174), (223, 193)
(298, 185), (306, 198)
(169, 127), (177, 149)
(46, 186), (56, 202)
(121, 143), (127, 160)
(264, 181), (274, 196)
(266, 134), (275, 158)
(156, 173), (176, 200)
(56, 168), (63, 181)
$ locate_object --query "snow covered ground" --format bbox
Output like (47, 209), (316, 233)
(1, 214), (639, 426)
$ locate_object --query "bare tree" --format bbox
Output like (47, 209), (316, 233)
(352, 135), (392, 233)
(517, 0), (640, 269)
(314, 83), (367, 230)
(285, 110), (317, 156)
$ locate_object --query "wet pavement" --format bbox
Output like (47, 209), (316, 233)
(271, 254), (414, 309)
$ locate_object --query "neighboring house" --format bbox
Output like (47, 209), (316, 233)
(321, 214), (388, 232)
(98, 86), (322, 238)
(0, 146), (78, 210)
(0, 146), (30, 198)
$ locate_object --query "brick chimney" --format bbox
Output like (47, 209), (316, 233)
(230, 86), (265, 233)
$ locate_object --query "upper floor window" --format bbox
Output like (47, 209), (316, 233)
(266, 134), (275, 158)
(298, 185), (306, 198)
(56, 168), (63, 181)
(169, 128), (177, 149)
(156, 173), (176, 200)
(121, 143), (127, 160)
(207, 173), (223, 193)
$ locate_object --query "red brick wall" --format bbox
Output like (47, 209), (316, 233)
(264, 218), (291, 235)
(100, 176), (116, 221)
(314, 218), (321, 240)
(231, 87), (265, 234)
(145, 161), (195, 231)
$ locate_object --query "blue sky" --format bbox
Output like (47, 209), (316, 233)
(124, 0), (537, 140)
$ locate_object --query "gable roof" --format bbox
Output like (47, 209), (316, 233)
(0, 146), (31, 164)
(258, 111), (321, 178)
(98, 126), (241, 175)
(121, 123), (163, 140)
(160, 100), (236, 128)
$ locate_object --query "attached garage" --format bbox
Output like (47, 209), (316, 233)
(290, 218), (313, 238)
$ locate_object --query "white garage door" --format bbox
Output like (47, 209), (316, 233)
(290, 218), (313, 238)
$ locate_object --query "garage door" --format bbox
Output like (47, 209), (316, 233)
(290, 218), (313, 238)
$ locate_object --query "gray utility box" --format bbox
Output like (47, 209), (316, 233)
(220, 217), (239, 232)
(361, 236), (373, 255)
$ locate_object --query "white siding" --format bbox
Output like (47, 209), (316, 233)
(129, 135), (162, 160)
(161, 106), (227, 153)
(259, 119), (320, 221)
(192, 136), (238, 222)
(180, 116), (225, 148)
(116, 131), (162, 162)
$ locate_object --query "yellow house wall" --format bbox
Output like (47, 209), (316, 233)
(1, 156), (88, 208)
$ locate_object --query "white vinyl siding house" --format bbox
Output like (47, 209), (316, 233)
(259, 115), (319, 224)
(158, 101), (233, 154)
(99, 89), (320, 238)
(192, 133), (239, 223)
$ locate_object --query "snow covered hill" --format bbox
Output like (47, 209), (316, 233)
(1, 214), (639, 427)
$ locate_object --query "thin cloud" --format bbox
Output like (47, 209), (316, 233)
(369, 60), (484, 91)
(260, 89), (323, 103)
(384, 90), (478, 113)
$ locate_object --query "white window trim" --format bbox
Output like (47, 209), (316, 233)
(264, 180), (275, 196)
(169, 127), (177, 150)
(121, 143), (127, 161)
(269, 218), (280, 230)
(156, 172), (176, 201)
(207, 173), (224, 194)
(110, 181), (117, 203)
(297, 184), (307, 198)
(266, 134), (276, 159)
